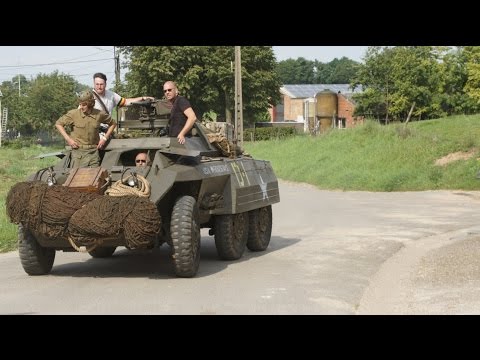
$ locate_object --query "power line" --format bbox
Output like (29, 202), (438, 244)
(0, 60), (113, 77)
(38, 49), (112, 64)
(0, 47), (120, 86)
(0, 58), (112, 69)
(65, 59), (113, 74)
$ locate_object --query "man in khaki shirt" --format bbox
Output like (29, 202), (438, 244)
(55, 90), (116, 168)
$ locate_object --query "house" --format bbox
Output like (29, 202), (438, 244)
(269, 84), (364, 133)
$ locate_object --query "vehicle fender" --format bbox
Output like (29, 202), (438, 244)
(148, 169), (178, 204)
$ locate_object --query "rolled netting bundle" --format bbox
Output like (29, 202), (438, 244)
(6, 181), (102, 240)
(123, 197), (162, 248)
(26, 182), (50, 230)
(7, 181), (161, 249)
(6, 181), (34, 224)
(40, 185), (102, 239)
(69, 195), (161, 249)
(42, 185), (102, 224)
(68, 196), (127, 246)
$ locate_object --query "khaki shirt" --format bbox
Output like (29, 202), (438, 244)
(56, 108), (114, 146)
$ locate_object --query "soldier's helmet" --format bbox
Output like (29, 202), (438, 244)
(78, 90), (96, 107)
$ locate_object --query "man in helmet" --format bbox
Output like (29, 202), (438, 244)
(55, 90), (116, 168)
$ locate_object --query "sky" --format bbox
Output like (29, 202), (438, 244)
(272, 46), (367, 62)
(0, 46), (368, 87)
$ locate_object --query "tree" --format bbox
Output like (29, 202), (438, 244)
(352, 46), (451, 121)
(352, 46), (395, 121)
(436, 47), (477, 116)
(276, 58), (316, 84)
(0, 72), (80, 135)
(276, 57), (360, 85)
(27, 72), (78, 134)
(118, 46), (282, 126)
(462, 47), (480, 111)
(314, 57), (360, 84)
(1, 75), (32, 134)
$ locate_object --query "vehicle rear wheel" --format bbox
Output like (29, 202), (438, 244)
(18, 224), (55, 275)
(170, 195), (201, 277)
(247, 205), (272, 251)
(88, 246), (116, 258)
(214, 212), (249, 260)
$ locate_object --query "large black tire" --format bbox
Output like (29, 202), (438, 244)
(214, 212), (249, 260)
(170, 196), (201, 277)
(18, 224), (55, 275)
(247, 205), (272, 251)
(88, 246), (116, 258)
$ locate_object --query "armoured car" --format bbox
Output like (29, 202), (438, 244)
(7, 99), (280, 277)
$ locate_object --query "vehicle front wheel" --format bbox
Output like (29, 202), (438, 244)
(170, 195), (201, 277)
(18, 224), (55, 275)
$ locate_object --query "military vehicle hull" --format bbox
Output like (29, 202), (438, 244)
(13, 120), (280, 277)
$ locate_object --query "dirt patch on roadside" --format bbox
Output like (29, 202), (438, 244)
(434, 148), (477, 166)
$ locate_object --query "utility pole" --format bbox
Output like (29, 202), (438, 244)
(234, 46), (243, 148)
(114, 46), (120, 93)
(17, 74), (21, 96)
(113, 46), (121, 129)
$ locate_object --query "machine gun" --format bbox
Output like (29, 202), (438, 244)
(117, 98), (171, 137)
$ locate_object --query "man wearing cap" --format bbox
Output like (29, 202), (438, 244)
(55, 90), (116, 168)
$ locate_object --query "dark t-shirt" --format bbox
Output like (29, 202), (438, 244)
(168, 96), (192, 137)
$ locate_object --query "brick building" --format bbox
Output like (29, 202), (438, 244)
(269, 84), (364, 133)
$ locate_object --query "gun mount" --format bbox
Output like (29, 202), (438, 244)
(117, 99), (172, 137)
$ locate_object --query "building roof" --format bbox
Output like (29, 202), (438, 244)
(281, 84), (360, 99)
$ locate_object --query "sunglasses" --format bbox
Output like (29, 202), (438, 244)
(163, 88), (174, 93)
(136, 159), (147, 163)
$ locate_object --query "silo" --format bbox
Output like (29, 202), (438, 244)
(315, 90), (337, 133)
(303, 98), (316, 133)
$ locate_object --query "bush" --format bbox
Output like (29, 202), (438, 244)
(2, 137), (64, 149)
(244, 127), (296, 141)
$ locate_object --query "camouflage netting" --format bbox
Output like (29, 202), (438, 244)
(7, 181), (101, 240)
(68, 195), (160, 248)
(6, 181), (161, 250)
(206, 133), (246, 157)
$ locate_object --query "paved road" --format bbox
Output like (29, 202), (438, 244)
(2, 180), (480, 314)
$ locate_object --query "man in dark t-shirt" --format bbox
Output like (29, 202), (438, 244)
(164, 81), (197, 144)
